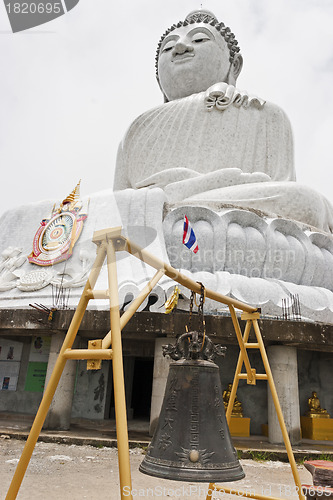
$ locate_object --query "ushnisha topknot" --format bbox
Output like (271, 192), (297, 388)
(155, 9), (241, 78)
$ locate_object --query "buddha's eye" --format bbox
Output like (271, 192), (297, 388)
(192, 33), (210, 44)
(162, 41), (175, 53)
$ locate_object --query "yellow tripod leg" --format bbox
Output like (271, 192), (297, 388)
(6, 242), (107, 500)
(106, 239), (132, 499)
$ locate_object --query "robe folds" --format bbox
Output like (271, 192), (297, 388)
(114, 90), (295, 190)
(114, 89), (333, 233)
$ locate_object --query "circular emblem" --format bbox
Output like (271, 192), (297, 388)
(28, 183), (87, 267)
(40, 213), (74, 253)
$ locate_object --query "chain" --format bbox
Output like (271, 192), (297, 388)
(187, 284), (206, 350)
(187, 290), (195, 333)
(198, 282), (206, 350)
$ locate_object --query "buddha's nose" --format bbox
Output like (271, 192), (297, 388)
(172, 39), (194, 56)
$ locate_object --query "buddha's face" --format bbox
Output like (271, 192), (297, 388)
(158, 23), (237, 102)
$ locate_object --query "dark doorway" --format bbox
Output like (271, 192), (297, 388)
(131, 357), (154, 419)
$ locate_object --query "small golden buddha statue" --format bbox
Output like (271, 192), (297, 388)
(306, 391), (330, 418)
(223, 383), (243, 417)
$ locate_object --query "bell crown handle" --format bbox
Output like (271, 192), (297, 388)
(162, 330), (226, 362)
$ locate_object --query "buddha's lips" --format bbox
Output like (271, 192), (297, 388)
(172, 53), (194, 63)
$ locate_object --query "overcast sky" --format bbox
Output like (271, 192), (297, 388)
(0, 0), (332, 218)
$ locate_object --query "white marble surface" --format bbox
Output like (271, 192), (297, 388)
(1, 13), (333, 324)
(114, 14), (333, 233)
(0, 188), (333, 324)
(163, 205), (333, 289)
(0, 188), (169, 310)
(114, 94), (294, 190)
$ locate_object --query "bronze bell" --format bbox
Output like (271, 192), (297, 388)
(140, 331), (245, 482)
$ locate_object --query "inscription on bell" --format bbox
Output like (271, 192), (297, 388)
(214, 384), (221, 408)
(158, 432), (172, 451)
(165, 377), (180, 412)
(190, 368), (200, 451)
(162, 417), (174, 430)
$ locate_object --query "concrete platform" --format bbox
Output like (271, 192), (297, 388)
(1, 412), (333, 462)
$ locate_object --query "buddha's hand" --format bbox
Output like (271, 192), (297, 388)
(164, 168), (271, 203)
(134, 168), (201, 189)
(204, 83), (265, 111)
(204, 83), (236, 111)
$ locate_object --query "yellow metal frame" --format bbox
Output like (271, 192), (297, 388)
(206, 310), (304, 500)
(5, 227), (305, 500)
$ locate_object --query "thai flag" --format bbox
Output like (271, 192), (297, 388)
(183, 215), (199, 254)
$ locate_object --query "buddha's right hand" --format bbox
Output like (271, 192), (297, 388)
(164, 169), (271, 203)
(204, 82), (265, 111)
(135, 168), (201, 189)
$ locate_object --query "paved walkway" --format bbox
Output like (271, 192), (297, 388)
(1, 412), (333, 461)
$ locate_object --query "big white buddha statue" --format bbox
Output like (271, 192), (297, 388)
(114, 9), (333, 233)
(1, 9), (333, 324)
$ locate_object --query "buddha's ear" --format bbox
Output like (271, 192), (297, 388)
(228, 53), (243, 84)
(156, 75), (169, 103)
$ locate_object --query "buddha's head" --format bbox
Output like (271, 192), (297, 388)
(156, 10), (243, 102)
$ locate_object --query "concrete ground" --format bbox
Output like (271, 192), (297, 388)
(1, 413), (333, 499)
(0, 437), (316, 500)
